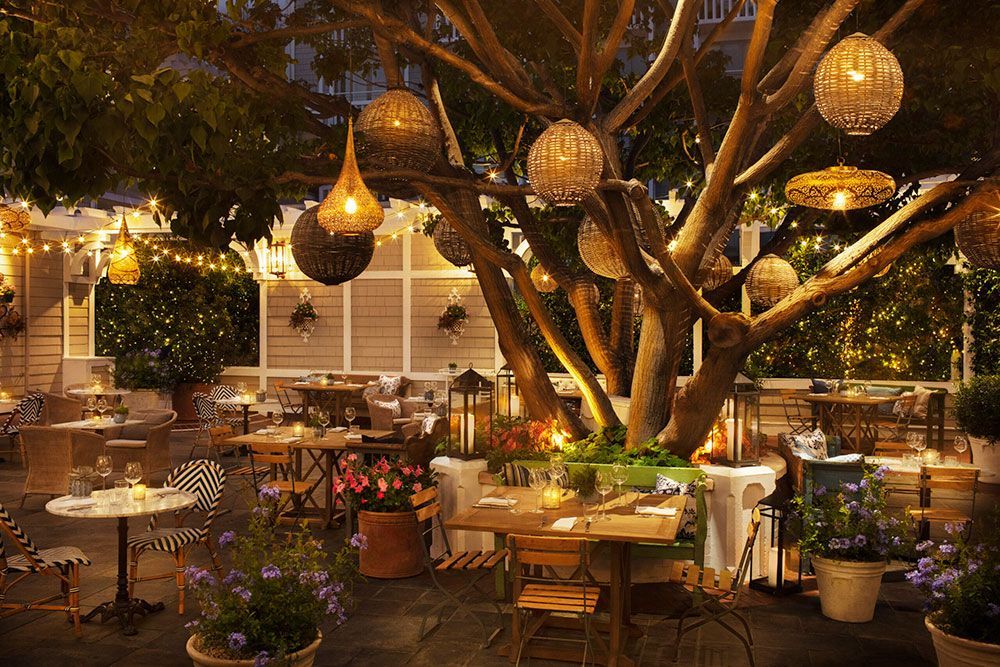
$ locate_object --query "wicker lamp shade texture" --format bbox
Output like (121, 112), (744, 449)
(746, 254), (798, 308)
(578, 216), (628, 279)
(815, 33), (903, 136)
(107, 218), (140, 285)
(356, 89), (441, 172)
(955, 210), (1000, 269)
(530, 264), (558, 292)
(0, 203), (30, 232)
(292, 205), (374, 286)
(318, 118), (385, 233)
(785, 165), (896, 211)
(527, 120), (604, 205)
(702, 254), (733, 291)
(432, 219), (472, 267)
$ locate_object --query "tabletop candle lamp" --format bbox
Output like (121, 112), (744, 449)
(542, 482), (562, 510)
(292, 423), (305, 437)
(131, 483), (147, 501)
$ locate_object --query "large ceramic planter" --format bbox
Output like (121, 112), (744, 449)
(812, 556), (886, 623)
(186, 631), (322, 667)
(969, 436), (999, 482)
(357, 509), (423, 579)
(926, 617), (1000, 666)
(172, 383), (211, 422)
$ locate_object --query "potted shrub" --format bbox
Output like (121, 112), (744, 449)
(112, 405), (129, 424)
(570, 464), (599, 502)
(793, 466), (911, 622)
(185, 486), (363, 667)
(953, 375), (1000, 478)
(909, 518), (1000, 666)
(336, 455), (435, 579)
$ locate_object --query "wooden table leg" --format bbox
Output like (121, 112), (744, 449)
(609, 541), (630, 667)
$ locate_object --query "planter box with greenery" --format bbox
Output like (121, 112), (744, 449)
(953, 375), (1000, 478)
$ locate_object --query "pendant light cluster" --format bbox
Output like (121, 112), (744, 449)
(527, 120), (604, 205)
(292, 205), (375, 286)
(107, 217), (140, 285)
(746, 254), (799, 308)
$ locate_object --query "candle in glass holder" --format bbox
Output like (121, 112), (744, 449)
(132, 483), (147, 501)
(542, 482), (562, 509)
(91, 413), (102, 422)
(292, 423), (305, 437)
(0, 390), (9, 401)
(319, 376), (330, 386)
(241, 392), (254, 405)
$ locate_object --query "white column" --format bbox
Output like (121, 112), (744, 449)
(342, 281), (352, 372)
(258, 281), (268, 391)
(402, 232), (412, 374)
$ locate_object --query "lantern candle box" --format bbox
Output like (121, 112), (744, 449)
(132, 484), (147, 501)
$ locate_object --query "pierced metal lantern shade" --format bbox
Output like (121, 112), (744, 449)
(785, 165), (896, 211)
(107, 218), (140, 285)
(578, 216), (627, 279)
(0, 203), (30, 232)
(746, 254), (798, 308)
(815, 33), (904, 136)
(432, 219), (472, 267)
(702, 254), (733, 291)
(527, 119), (604, 205)
(530, 264), (558, 292)
(356, 88), (441, 172)
(318, 118), (385, 233)
(292, 205), (374, 286)
(955, 209), (1000, 269)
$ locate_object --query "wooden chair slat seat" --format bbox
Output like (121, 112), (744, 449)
(516, 583), (599, 614)
(433, 548), (508, 571)
(667, 561), (736, 592)
(907, 507), (972, 523)
(268, 479), (318, 496)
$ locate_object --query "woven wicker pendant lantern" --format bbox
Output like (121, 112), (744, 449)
(107, 217), (140, 285)
(527, 120), (604, 205)
(530, 264), (558, 292)
(955, 209), (1000, 269)
(318, 118), (384, 234)
(356, 88), (441, 172)
(746, 254), (798, 308)
(578, 216), (627, 279)
(702, 254), (733, 291)
(785, 164), (896, 211)
(292, 205), (374, 286)
(432, 219), (472, 267)
(815, 33), (903, 136)
(0, 202), (30, 232)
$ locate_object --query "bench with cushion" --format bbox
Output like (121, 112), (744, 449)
(777, 429), (864, 497)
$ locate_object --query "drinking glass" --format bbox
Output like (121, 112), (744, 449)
(596, 470), (614, 522)
(582, 502), (598, 526)
(124, 461), (142, 489)
(96, 398), (108, 419)
(905, 432), (919, 453)
(345, 407), (357, 432)
(527, 469), (547, 514)
(114, 479), (129, 505)
(506, 495), (521, 515)
(96, 455), (113, 490)
(86, 396), (97, 414)
(954, 435), (969, 457)
(913, 434), (927, 454)
(341, 373), (349, 385)
(611, 462), (629, 505)
(318, 411), (330, 434)
(271, 412), (284, 440)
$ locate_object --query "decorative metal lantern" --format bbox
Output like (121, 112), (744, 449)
(746, 254), (798, 308)
(291, 205), (374, 286)
(356, 88), (441, 173)
(814, 33), (904, 136)
(530, 264), (558, 292)
(710, 373), (761, 467)
(496, 364), (522, 418)
(0, 202), (30, 232)
(432, 218), (472, 267)
(447, 366), (494, 459)
(107, 217), (140, 285)
(268, 240), (287, 278)
(527, 119), (604, 205)
(785, 164), (896, 211)
(318, 118), (385, 233)
(702, 254), (733, 291)
(578, 216), (628, 279)
(750, 489), (803, 596)
(955, 209), (1000, 269)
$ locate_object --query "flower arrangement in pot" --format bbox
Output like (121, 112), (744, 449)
(953, 375), (1000, 478)
(184, 486), (363, 667)
(336, 455), (435, 579)
(437, 288), (468, 345)
(289, 289), (319, 343)
(792, 466), (911, 623)
(112, 405), (129, 424)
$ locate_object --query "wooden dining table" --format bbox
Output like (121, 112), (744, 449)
(447, 486), (687, 666)
(802, 393), (898, 453)
(288, 381), (367, 426)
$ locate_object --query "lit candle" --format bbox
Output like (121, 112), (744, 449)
(767, 546), (780, 588)
(91, 413), (102, 422)
(542, 483), (562, 509)
(459, 412), (475, 455)
(725, 418), (742, 462)
(132, 483), (147, 501)
(292, 423), (305, 437)
(242, 392), (253, 405)
(510, 394), (520, 417)
(319, 376), (329, 386)
(0, 390), (9, 401)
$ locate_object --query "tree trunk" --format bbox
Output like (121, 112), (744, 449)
(608, 278), (637, 395)
(624, 303), (671, 448)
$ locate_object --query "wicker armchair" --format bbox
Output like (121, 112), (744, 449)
(19, 426), (105, 506)
(365, 394), (419, 436)
(104, 410), (176, 478)
(40, 392), (83, 425)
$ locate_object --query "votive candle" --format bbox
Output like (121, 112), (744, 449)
(132, 483), (147, 501)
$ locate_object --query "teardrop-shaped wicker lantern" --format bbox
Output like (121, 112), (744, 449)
(530, 264), (558, 292)
(746, 254), (798, 308)
(292, 205), (375, 286)
(527, 120), (604, 205)
(432, 219), (472, 267)
(356, 88), (441, 172)
(578, 216), (627, 279)
(318, 118), (385, 234)
(955, 209), (1000, 269)
(815, 33), (904, 136)
(0, 203), (30, 232)
(107, 217), (140, 285)
(785, 165), (896, 210)
(702, 254), (733, 291)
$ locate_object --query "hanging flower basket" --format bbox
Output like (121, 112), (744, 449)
(438, 288), (469, 345)
(289, 288), (319, 342)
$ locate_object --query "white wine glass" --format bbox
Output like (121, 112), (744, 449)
(318, 410), (330, 429)
(271, 412), (284, 440)
(954, 435), (969, 457)
(596, 470), (614, 522)
(96, 455), (113, 491)
(96, 398), (108, 419)
(611, 462), (629, 504)
(344, 406), (357, 432)
(86, 396), (97, 414)
(527, 469), (547, 514)
(124, 461), (142, 489)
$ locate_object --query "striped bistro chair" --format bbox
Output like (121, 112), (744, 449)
(0, 501), (91, 635)
(210, 384), (240, 420)
(0, 393), (45, 464)
(190, 392), (241, 458)
(128, 460), (226, 614)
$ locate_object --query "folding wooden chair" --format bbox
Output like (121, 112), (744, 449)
(190, 393), (242, 458)
(274, 380), (304, 420)
(410, 487), (505, 648)
(876, 394), (916, 443)
(667, 507), (762, 666)
(909, 466), (979, 540)
(209, 426), (267, 501)
(779, 390), (814, 436)
(249, 441), (319, 523)
(0, 501), (90, 634)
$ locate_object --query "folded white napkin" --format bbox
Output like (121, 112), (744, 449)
(477, 496), (515, 507)
(551, 517), (578, 532)
(636, 506), (678, 517)
(280, 436), (302, 443)
(256, 427), (275, 435)
(331, 426), (347, 432)
(345, 433), (362, 441)
(294, 381), (309, 385)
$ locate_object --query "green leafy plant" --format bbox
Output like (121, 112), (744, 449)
(480, 415), (560, 472)
(437, 304), (468, 333)
(111, 349), (172, 392)
(563, 426), (692, 468)
(113, 405), (129, 415)
(289, 301), (318, 331)
(570, 465), (598, 498)
(953, 375), (1000, 445)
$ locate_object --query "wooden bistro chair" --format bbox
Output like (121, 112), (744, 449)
(191, 393), (243, 458)
(0, 500), (91, 635)
(668, 508), (762, 667)
(410, 487), (505, 648)
(128, 460), (226, 614)
(507, 534), (603, 665)
(274, 380), (305, 421)
(249, 441), (319, 524)
(209, 426), (268, 505)
(909, 466), (980, 541)
(779, 390), (814, 436)
(876, 394), (916, 443)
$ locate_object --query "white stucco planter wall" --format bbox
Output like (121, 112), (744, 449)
(429, 456), (492, 556)
(699, 464), (775, 578)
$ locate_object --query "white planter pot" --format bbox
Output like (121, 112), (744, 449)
(926, 617), (1000, 666)
(811, 556), (886, 623)
(969, 436), (1000, 481)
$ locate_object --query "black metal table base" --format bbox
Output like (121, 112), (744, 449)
(83, 597), (164, 636)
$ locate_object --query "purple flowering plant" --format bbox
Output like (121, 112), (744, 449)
(792, 466), (911, 562)
(185, 486), (364, 664)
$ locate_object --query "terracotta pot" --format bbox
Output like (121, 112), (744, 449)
(926, 617), (1000, 666)
(969, 436), (999, 481)
(172, 383), (211, 422)
(812, 556), (885, 623)
(186, 631), (322, 667)
(357, 510), (424, 579)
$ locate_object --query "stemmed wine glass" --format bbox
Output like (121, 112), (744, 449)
(345, 406), (357, 432)
(124, 461), (143, 495)
(86, 396), (97, 416)
(954, 434), (969, 458)
(318, 410), (330, 436)
(96, 455), (113, 491)
(271, 412), (284, 441)
(96, 398), (109, 420)
(596, 470), (614, 522)
(527, 469), (547, 514)
(611, 462), (629, 506)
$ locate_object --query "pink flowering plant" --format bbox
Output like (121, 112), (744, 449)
(184, 486), (364, 665)
(336, 455), (435, 512)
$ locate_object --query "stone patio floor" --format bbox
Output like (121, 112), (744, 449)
(0, 431), (938, 666)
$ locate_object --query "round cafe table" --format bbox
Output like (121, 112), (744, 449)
(46, 488), (197, 635)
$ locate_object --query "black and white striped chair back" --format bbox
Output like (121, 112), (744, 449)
(18, 393), (44, 425)
(210, 385), (238, 402)
(159, 459), (227, 531)
(192, 392), (220, 424)
(0, 500), (43, 565)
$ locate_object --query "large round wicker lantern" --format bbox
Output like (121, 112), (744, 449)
(432, 219), (472, 267)
(702, 254), (733, 291)
(785, 164), (896, 211)
(356, 88), (441, 172)
(578, 216), (627, 279)
(746, 254), (799, 308)
(955, 210), (1000, 269)
(292, 205), (374, 286)
(107, 217), (140, 285)
(318, 118), (385, 234)
(0, 202), (30, 232)
(814, 33), (903, 136)
(530, 264), (558, 292)
(527, 120), (604, 205)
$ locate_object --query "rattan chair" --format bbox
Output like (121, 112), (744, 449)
(40, 392), (83, 425)
(909, 467), (979, 540)
(19, 426), (104, 507)
(779, 390), (814, 435)
(104, 410), (176, 479)
(0, 393), (45, 464)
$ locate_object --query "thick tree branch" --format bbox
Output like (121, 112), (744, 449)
(591, 0), (637, 95)
(681, 43), (716, 171)
(735, 106), (822, 187)
(275, 169), (532, 196)
(458, 0), (537, 91)
(229, 21), (367, 48)
(534, 0), (582, 54)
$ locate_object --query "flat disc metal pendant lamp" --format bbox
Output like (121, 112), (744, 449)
(318, 118), (384, 234)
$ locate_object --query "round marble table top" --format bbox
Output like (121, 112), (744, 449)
(45, 488), (197, 519)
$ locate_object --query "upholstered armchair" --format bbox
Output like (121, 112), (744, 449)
(104, 409), (176, 478)
(19, 426), (105, 506)
(365, 394), (420, 435)
(40, 392), (83, 425)
(400, 415), (447, 470)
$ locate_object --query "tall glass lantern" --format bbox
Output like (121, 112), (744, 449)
(447, 367), (494, 459)
(711, 373), (761, 467)
(496, 364), (522, 418)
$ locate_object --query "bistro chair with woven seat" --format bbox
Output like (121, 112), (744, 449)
(0, 392), (45, 464)
(668, 507), (762, 666)
(191, 392), (242, 458)
(779, 390), (814, 436)
(249, 442), (319, 523)
(274, 380), (305, 420)
(909, 467), (979, 541)
(127, 459), (226, 614)
(409, 486), (505, 648)
(0, 500), (91, 635)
